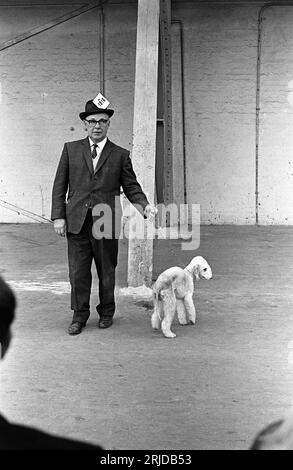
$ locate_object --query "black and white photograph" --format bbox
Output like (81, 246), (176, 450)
(0, 0), (293, 455)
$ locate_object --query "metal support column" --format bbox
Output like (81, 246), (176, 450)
(159, 0), (173, 207)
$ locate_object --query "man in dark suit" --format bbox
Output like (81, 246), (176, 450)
(51, 99), (154, 335)
(0, 275), (102, 450)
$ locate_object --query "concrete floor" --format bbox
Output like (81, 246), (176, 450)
(0, 224), (293, 450)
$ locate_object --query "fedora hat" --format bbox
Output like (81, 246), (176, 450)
(79, 100), (114, 120)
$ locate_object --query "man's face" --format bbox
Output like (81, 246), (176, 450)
(83, 113), (110, 143)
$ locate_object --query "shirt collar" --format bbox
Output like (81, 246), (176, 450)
(89, 136), (107, 149)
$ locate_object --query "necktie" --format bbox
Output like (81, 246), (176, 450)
(91, 143), (98, 159)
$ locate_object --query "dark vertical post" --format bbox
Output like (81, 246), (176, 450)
(159, 0), (173, 207)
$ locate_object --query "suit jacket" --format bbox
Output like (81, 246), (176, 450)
(51, 138), (149, 235)
(0, 413), (102, 450)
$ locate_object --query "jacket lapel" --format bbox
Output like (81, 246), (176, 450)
(82, 138), (94, 175)
(94, 139), (114, 174)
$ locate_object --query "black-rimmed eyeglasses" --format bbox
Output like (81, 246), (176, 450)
(84, 118), (109, 127)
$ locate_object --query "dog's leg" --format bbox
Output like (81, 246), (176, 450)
(151, 292), (162, 330)
(176, 299), (188, 325)
(184, 293), (196, 324)
(151, 302), (162, 330)
(161, 291), (177, 338)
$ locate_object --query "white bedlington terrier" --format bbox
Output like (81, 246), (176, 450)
(151, 256), (212, 338)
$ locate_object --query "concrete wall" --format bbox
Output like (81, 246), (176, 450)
(0, 4), (106, 222)
(0, 2), (138, 223)
(258, 6), (293, 225)
(173, 3), (257, 224)
(1, 1), (293, 224)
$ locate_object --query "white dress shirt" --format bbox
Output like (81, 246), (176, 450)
(89, 137), (107, 171)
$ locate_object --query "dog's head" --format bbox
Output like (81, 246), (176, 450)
(188, 256), (213, 281)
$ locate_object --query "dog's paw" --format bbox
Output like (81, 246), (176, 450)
(151, 322), (160, 330)
(163, 331), (176, 338)
(178, 319), (188, 325)
(188, 315), (196, 324)
(151, 314), (161, 330)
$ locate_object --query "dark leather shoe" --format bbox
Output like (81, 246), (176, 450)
(68, 321), (84, 335)
(98, 318), (113, 329)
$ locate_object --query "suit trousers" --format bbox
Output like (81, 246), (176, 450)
(67, 210), (118, 324)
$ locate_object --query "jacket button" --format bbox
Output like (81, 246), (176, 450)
(85, 203), (88, 207)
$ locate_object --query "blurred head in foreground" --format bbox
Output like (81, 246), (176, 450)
(0, 276), (15, 359)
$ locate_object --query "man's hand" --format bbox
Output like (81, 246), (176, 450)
(144, 204), (158, 220)
(54, 219), (67, 237)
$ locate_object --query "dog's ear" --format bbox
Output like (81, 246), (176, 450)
(193, 265), (200, 280)
(188, 256), (201, 280)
